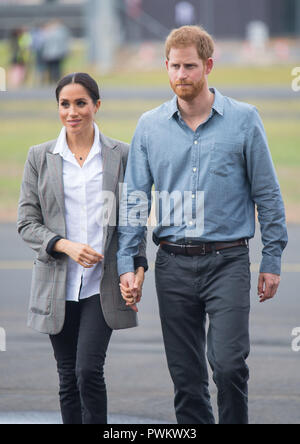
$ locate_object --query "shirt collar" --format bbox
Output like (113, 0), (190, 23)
(167, 87), (224, 120)
(210, 87), (224, 116)
(167, 95), (179, 120)
(53, 122), (101, 160)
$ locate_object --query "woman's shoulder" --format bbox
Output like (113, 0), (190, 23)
(100, 133), (129, 159)
(26, 139), (57, 166)
(100, 133), (129, 150)
(118, 140), (129, 159)
(28, 139), (58, 157)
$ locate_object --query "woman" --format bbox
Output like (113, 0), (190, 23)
(17, 72), (147, 424)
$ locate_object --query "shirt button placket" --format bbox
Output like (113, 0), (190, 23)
(80, 170), (87, 244)
(193, 137), (199, 219)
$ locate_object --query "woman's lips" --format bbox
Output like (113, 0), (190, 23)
(67, 120), (81, 126)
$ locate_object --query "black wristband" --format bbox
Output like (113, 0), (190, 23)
(134, 256), (148, 272)
(46, 235), (63, 258)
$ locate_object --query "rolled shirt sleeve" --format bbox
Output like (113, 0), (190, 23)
(117, 116), (153, 276)
(245, 107), (288, 275)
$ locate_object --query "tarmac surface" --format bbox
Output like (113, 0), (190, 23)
(2, 85), (297, 101)
(0, 223), (300, 424)
(0, 411), (169, 425)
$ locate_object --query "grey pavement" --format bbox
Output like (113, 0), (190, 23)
(0, 223), (300, 424)
(0, 412), (169, 425)
(1, 110), (298, 121)
(1, 85), (297, 101)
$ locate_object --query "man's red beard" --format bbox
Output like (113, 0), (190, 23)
(170, 76), (205, 101)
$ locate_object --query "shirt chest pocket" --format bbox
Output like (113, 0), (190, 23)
(209, 140), (244, 177)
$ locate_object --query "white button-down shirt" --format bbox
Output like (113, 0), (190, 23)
(53, 123), (104, 302)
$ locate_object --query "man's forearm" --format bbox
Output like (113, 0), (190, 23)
(257, 202), (287, 275)
(117, 225), (146, 276)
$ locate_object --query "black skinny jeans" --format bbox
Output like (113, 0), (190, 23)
(49, 294), (112, 424)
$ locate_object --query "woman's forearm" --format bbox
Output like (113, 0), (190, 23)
(53, 238), (69, 254)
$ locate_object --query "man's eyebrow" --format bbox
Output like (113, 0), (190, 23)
(170, 62), (197, 65)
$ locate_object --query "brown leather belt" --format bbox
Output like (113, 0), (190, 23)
(160, 239), (248, 256)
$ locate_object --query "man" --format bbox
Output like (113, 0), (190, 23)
(117, 26), (288, 424)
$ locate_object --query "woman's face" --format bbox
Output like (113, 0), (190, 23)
(58, 83), (100, 135)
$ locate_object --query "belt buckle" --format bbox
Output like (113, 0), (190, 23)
(200, 244), (206, 255)
(181, 244), (187, 255)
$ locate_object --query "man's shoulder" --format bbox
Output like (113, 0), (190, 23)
(223, 94), (256, 116)
(139, 100), (173, 124)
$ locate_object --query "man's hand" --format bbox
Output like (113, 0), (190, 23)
(257, 273), (281, 303)
(133, 267), (145, 304)
(120, 269), (145, 312)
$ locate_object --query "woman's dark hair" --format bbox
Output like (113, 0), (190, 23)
(55, 72), (100, 104)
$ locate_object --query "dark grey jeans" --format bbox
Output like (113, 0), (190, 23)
(155, 245), (251, 424)
(49, 294), (112, 424)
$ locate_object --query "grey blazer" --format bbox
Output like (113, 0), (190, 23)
(17, 133), (147, 335)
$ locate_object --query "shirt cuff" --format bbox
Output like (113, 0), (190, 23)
(259, 255), (282, 275)
(134, 256), (148, 272)
(118, 256), (135, 276)
(46, 235), (63, 259)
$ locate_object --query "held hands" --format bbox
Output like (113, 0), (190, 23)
(119, 268), (145, 312)
(257, 272), (281, 303)
(54, 239), (103, 267)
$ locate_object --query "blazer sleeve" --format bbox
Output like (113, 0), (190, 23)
(17, 146), (61, 262)
(121, 142), (148, 271)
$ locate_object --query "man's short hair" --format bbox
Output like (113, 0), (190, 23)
(165, 25), (214, 61)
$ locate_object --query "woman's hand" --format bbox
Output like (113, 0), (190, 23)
(119, 267), (145, 312)
(54, 239), (103, 267)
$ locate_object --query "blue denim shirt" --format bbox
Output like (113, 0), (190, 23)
(117, 88), (287, 276)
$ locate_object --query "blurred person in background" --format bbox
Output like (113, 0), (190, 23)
(8, 28), (32, 88)
(30, 23), (47, 86)
(175, 1), (196, 26)
(125, 0), (142, 43)
(41, 20), (70, 84)
(17, 73), (147, 424)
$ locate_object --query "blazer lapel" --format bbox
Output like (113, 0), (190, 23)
(101, 133), (121, 194)
(100, 133), (122, 247)
(46, 151), (66, 219)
